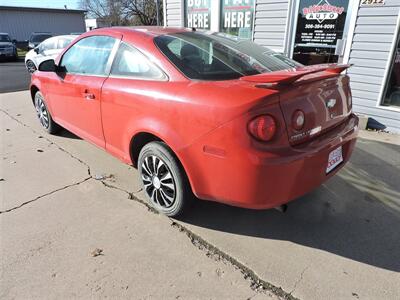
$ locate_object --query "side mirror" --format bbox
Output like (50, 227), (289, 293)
(38, 59), (57, 72)
(12, 39), (17, 44)
(34, 47), (40, 54)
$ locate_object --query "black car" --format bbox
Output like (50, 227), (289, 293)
(27, 32), (53, 49)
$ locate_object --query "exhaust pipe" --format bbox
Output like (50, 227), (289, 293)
(275, 204), (287, 213)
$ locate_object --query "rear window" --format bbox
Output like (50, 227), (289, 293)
(154, 32), (301, 80)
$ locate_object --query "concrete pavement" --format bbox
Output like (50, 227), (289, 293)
(1, 91), (400, 299)
(0, 91), (280, 299)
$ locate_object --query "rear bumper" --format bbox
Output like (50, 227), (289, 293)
(179, 113), (359, 209)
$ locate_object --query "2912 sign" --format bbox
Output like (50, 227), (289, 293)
(360, 0), (385, 5)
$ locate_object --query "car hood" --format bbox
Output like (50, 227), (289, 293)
(25, 49), (36, 61)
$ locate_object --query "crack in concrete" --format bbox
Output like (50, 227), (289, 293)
(170, 221), (298, 300)
(0, 109), (91, 176)
(99, 181), (158, 214)
(1, 108), (298, 300)
(289, 265), (309, 296)
(96, 181), (298, 300)
(0, 177), (92, 214)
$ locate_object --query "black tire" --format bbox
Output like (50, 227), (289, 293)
(138, 141), (193, 217)
(26, 60), (37, 73)
(34, 91), (60, 134)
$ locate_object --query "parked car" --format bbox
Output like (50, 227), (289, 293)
(27, 32), (53, 50)
(30, 27), (359, 217)
(25, 35), (77, 73)
(0, 33), (17, 61)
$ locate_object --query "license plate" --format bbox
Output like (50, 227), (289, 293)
(326, 146), (343, 173)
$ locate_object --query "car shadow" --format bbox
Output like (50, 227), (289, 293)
(180, 140), (400, 272)
(57, 128), (82, 140)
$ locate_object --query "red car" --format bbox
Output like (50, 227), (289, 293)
(31, 27), (358, 216)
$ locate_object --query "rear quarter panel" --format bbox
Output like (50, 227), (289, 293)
(100, 78), (278, 164)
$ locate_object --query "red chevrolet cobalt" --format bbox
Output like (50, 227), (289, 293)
(31, 27), (358, 216)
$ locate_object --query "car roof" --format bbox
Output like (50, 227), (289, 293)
(90, 26), (194, 38)
(0, 33), (10, 35)
(52, 35), (78, 39)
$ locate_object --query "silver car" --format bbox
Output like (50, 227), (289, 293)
(25, 35), (77, 73)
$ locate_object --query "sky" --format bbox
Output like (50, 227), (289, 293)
(0, 0), (81, 9)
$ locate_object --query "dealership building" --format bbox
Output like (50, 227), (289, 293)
(163, 0), (400, 132)
(0, 6), (86, 41)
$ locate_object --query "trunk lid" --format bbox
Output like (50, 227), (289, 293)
(240, 64), (352, 145)
(279, 75), (352, 145)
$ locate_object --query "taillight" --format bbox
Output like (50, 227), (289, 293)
(292, 110), (305, 131)
(248, 115), (276, 142)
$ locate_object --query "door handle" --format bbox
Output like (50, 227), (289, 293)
(83, 89), (95, 100)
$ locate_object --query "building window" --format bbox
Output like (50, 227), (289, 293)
(184, 0), (211, 29)
(382, 34), (400, 108)
(220, 0), (255, 39)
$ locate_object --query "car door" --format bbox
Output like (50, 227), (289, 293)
(101, 42), (167, 160)
(48, 35), (120, 147)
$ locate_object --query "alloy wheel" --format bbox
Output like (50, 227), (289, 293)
(141, 155), (176, 208)
(35, 94), (49, 129)
(26, 60), (37, 73)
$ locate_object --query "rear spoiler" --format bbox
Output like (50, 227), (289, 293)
(240, 64), (351, 86)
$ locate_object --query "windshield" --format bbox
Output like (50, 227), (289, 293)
(154, 32), (302, 80)
(0, 34), (11, 42)
(31, 34), (52, 43)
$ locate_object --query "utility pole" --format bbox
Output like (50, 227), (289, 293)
(156, 0), (160, 26)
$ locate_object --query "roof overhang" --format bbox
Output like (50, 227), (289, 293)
(0, 5), (86, 14)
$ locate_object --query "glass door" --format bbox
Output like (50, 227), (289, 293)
(291, 0), (350, 65)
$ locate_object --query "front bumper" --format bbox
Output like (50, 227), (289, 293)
(179, 113), (359, 209)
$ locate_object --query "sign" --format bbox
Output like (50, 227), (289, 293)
(221, 0), (254, 39)
(303, 2), (345, 23)
(185, 0), (211, 29)
(360, 0), (385, 6)
(294, 0), (348, 48)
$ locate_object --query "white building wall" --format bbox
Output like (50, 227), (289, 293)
(253, 0), (290, 53)
(164, 0), (183, 27)
(347, 0), (400, 132)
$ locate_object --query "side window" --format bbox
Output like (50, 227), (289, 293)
(110, 43), (165, 80)
(60, 35), (116, 76)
